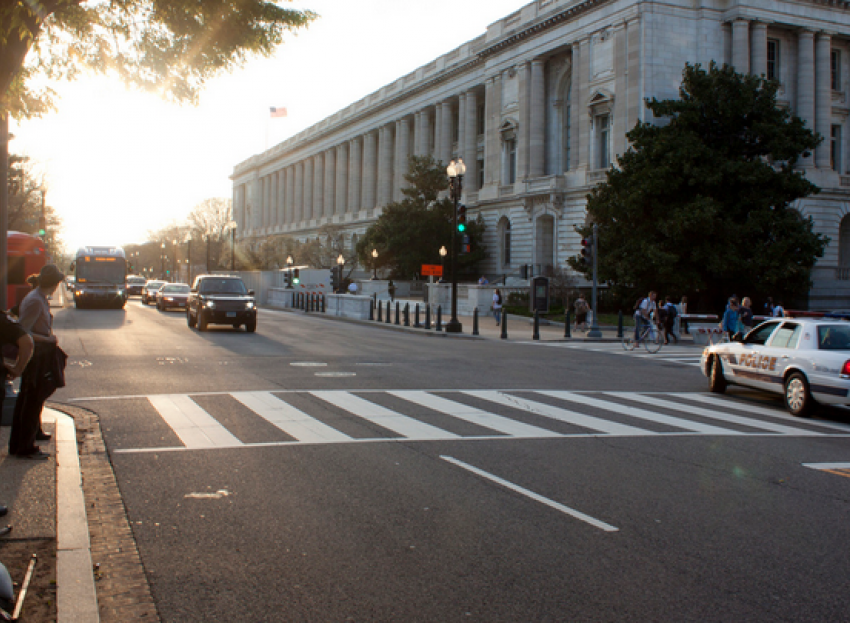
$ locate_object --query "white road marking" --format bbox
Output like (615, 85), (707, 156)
(147, 394), (243, 449)
(392, 391), (561, 438)
(440, 456), (619, 532)
(802, 462), (850, 470)
(230, 391), (352, 443)
(312, 391), (460, 440)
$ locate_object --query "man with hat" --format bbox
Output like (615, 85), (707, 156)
(8, 264), (66, 459)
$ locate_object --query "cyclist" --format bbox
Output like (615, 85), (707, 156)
(634, 291), (657, 343)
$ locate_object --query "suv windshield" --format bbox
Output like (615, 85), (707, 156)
(161, 284), (190, 294)
(199, 278), (248, 295)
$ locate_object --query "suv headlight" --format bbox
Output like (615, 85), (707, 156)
(246, 301), (255, 310)
(204, 299), (216, 309)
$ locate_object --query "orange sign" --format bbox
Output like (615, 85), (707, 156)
(421, 264), (443, 277)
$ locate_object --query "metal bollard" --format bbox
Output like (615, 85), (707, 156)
(436, 306), (442, 332)
(404, 303), (410, 327)
(321, 294), (325, 313)
(385, 300), (391, 324)
(395, 302), (400, 325)
(377, 299), (383, 322)
(565, 310), (571, 338)
(617, 310), (623, 338)
(425, 304), (431, 330)
(305, 294), (311, 313)
(533, 309), (540, 341)
(500, 312), (508, 339)
(473, 308), (479, 336)
(414, 304), (421, 328)
(369, 299), (374, 321)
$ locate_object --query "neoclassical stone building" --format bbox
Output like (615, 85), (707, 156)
(231, 0), (850, 307)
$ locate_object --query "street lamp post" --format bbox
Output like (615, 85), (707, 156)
(371, 249), (378, 280)
(336, 254), (345, 294)
(186, 234), (193, 284)
(286, 256), (294, 288)
(445, 158), (465, 333)
(439, 245), (447, 284)
(227, 220), (238, 271)
(172, 239), (178, 282)
(160, 242), (165, 280)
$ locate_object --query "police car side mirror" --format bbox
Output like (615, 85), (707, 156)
(248, 290), (255, 296)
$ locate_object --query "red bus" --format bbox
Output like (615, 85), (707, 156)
(6, 231), (48, 310)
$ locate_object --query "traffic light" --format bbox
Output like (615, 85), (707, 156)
(580, 237), (594, 265)
(329, 269), (336, 290)
(38, 216), (46, 237)
(457, 204), (467, 233)
(293, 268), (300, 285)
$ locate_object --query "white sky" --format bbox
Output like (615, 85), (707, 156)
(10, 0), (530, 252)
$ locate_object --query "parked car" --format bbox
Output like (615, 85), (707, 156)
(126, 275), (147, 296)
(701, 317), (850, 416)
(187, 275), (257, 332)
(156, 283), (191, 311)
(141, 280), (166, 305)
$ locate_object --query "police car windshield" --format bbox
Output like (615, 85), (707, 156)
(817, 325), (850, 350)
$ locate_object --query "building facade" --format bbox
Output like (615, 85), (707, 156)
(231, 0), (850, 307)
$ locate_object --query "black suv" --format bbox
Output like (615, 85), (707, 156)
(187, 275), (257, 332)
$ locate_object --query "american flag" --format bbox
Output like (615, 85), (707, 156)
(269, 106), (288, 118)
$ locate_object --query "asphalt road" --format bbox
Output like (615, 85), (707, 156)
(51, 296), (850, 622)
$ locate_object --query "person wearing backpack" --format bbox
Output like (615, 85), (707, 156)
(662, 295), (678, 344)
(574, 293), (589, 331)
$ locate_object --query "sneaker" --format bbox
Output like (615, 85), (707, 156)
(16, 450), (50, 460)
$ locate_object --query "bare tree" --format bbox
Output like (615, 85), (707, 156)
(185, 198), (233, 270)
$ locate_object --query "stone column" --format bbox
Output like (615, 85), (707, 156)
(434, 104), (443, 161)
(464, 89), (478, 192)
(439, 100), (453, 166)
(285, 166), (295, 226)
(348, 137), (362, 212)
(395, 117), (411, 201)
(303, 157), (314, 221)
(484, 74), (502, 186)
(363, 131), (377, 210)
(457, 93), (467, 168)
(294, 162), (304, 222)
(529, 59), (546, 178)
(517, 63), (531, 181)
(576, 37), (591, 170)
(313, 153), (324, 219)
(324, 148), (336, 217)
(732, 19), (750, 75)
(626, 19), (641, 139)
(815, 32), (832, 169)
(413, 111), (422, 156)
(613, 22), (628, 161)
(276, 171), (284, 228)
(377, 125), (394, 206)
(797, 30), (816, 167)
(335, 143), (348, 216)
(751, 22), (767, 77)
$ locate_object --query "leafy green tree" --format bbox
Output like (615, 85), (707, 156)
(570, 62), (827, 308)
(355, 155), (485, 280)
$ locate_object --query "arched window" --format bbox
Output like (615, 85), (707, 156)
(498, 217), (512, 267)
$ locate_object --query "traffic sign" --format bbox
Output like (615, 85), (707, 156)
(421, 264), (443, 277)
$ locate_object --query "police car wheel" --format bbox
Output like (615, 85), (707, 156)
(709, 356), (727, 394)
(784, 372), (814, 417)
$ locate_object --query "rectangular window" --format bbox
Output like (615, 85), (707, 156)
(476, 103), (485, 136)
(477, 157), (484, 188)
(832, 49), (841, 91)
(831, 125), (842, 172)
(507, 139), (517, 184)
(504, 230), (511, 266)
(767, 39), (779, 81)
(596, 115), (610, 169)
(452, 107), (459, 143)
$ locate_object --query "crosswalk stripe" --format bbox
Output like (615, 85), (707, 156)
(462, 391), (652, 436)
(670, 393), (850, 433)
(147, 394), (243, 449)
(230, 391), (353, 443)
(539, 391), (745, 435)
(312, 391), (460, 440)
(389, 391), (562, 438)
(618, 393), (823, 436)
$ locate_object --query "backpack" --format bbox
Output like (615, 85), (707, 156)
(667, 304), (677, 320)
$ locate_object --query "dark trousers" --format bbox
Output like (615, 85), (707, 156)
(7, 367), (45, 456)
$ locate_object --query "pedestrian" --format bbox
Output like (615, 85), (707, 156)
(387, 280), (396, 302)
(773, 300), (786, 318)
(721, 298), (740, 341)
(574, 292), (589, 331)
(740, 297), (754, 332)
(478, 275), (489, 285)
(634, 291), (657, 343)
(764, 297), (775, 317)
(678, 295), (689, 334)
(348, 281), (358, 295)
(492, 288), (503, 326)
(662, 295), (679, 344)
(8, 264), (68, 460)
(0, 310), (35, 529)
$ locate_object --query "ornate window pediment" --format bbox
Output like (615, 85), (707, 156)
(499, 118), (518, 141)
(588, 89), (614, 116)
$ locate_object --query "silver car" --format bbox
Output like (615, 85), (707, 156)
(701, 317), (850, 416)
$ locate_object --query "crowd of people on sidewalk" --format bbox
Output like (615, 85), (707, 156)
(1, 264), (68, 539)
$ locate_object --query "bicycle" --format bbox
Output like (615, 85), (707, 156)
(622, 321), (663, 353)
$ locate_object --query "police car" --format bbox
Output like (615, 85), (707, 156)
(700, 317), (850, 417)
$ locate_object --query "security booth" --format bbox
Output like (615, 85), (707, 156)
(530, 276), (550, 313)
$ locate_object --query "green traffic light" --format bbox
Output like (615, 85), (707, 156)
(457, 223), (466, 232)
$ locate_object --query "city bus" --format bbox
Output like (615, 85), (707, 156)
(6, 231), (48, 310)
(70, 246), (128, 309)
